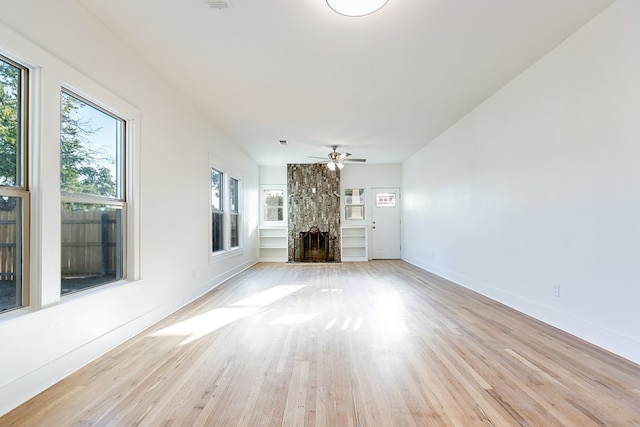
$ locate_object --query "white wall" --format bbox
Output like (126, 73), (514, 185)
(0, 0), (258, 415)
(341, 164), (402, 259)
(340, 164), (402, 224)
(403, 0), (640, 364)
(259, 165), (287, 185)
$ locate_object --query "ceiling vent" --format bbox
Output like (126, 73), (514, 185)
(207, 0), (231, 10)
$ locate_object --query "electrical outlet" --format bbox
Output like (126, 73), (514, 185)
(553, 284), (560, 297)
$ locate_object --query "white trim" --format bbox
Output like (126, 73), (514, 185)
(259, 184), (287, 226)
(0, 22), (142, 308)
(209, 153), (244, 261)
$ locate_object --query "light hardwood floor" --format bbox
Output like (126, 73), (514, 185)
(2, 261), (640, 426)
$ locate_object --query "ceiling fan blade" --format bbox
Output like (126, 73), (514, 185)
(343, 158), (366, 162)
(338, 152), (351, 159)
(308, 156), (329, 160)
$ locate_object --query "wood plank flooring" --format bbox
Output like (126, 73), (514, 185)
(2, 260), (640, 426)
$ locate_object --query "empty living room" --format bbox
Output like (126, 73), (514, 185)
(1, 0), (639, 425)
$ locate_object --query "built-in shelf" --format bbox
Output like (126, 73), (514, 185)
(258, 227), (287, 261)
(341, 226), (367, 262)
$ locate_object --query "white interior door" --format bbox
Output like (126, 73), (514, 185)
(371, 188), (401, 259)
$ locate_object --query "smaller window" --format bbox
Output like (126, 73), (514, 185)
(261, 187), (285, 224)
(211, 168), (224, 252)
(229, 177), (239, 248)
(345, 188), (365, 220)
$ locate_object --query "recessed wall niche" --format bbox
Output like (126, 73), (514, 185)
(287, 164), (341, 262)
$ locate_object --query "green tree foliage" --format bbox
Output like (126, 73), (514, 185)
(60, 92), (116, 198)
(1, 60), (117, 211)
(0, 59), (19, 187)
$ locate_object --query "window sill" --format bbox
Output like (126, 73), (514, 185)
(209, 246), (244, 263)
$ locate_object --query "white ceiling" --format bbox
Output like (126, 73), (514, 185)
(78, 0), (614, 165)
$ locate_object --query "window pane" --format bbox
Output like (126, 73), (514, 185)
(60, 92), (123, 198)
(211, 168), (222, 212)
(0, 57), (24, 187)
(265, 206), (283, 222)
(230, 177), (238, 214)
(345, 188), (365, 220)
(211, 168), (223, 252)
(230, 214), (239, 248)
(263, 189), (284, 222)
(345, 205), (364, 220)
(0, 196), (23, 312)
(229, 177), (239, 248)
(61, 202), (123, 295)
(344, 188), (364, 205)
(212, 212), (223, 252)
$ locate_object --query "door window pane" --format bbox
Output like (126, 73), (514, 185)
(375, 193), (396, 207)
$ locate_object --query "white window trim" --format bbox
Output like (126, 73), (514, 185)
(58, 85), (141, 298)
(209, 154), (243, 261)
(0, 24), (142, 311)
(259, 184), (287, 226)
(344, 188), (366, 221)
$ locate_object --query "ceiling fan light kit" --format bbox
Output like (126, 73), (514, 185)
(309, 145), (366, 171)
(326, 0), (388, 17)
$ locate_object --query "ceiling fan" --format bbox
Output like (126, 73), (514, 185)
(309, 145), (367, 171)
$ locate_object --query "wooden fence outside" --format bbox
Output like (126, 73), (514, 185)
(0, 210), (119, 281)
(0, 211), (17, 281)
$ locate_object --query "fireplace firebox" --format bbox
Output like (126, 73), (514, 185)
(298, 226), (333, 262)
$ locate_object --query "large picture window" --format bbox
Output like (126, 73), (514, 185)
(0, 54), (29, 313)
(60, 90), (125, 295)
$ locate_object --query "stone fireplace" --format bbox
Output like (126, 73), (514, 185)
(287, 164), (341, 262)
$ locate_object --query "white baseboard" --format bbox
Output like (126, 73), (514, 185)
(402, 256), (640, 366)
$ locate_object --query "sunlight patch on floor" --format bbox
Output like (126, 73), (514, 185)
(150, 307), (259, 345)
(150, 284), (307, 345)
(324, 316), (364, 332)
(231, 285), (307, 307)
(270, 312), (319, 325)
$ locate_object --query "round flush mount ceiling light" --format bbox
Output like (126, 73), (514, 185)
(326, 0), (389, 17)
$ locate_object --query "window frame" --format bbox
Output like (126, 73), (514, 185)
(0, 25), (141, 313)
(209, 155), (243, 259)
(260, 185), (286, 226)
(344, 188), (365, 221)
(58, 88), (129, 299)
(211, 167), (224, 253)
(0, 53), (30, 313)
(229, 176), (240, 249)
